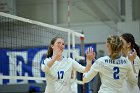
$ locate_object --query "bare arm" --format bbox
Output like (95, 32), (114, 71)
(83, 68), (98, 83)
(83, 59), (101, 83)
(84, 47), (96, 72)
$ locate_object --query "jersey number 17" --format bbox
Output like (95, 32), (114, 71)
(57, 71), (64, 79)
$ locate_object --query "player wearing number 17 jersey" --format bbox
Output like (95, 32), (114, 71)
(83, 35), (137, 93)
(41, 37), (95, 93)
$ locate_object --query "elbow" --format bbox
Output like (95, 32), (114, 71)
(82, 71), (97, 83)
(83, 78), (90, 83)
(41, 65), (49, 72)
(82, 73), (91, 83)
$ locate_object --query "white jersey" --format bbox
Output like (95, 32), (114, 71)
(83, 56), (137, 93)
(123, 56), (140, 93)
(41, 57), (85, 93)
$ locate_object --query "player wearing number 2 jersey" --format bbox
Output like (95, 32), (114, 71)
(83, 35), (137, 93)
(41, 37), (95, 93)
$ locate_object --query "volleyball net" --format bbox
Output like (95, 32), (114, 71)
(0, 12), (84, 85)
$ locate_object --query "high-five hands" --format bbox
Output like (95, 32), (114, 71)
(86, 47), (96, 64)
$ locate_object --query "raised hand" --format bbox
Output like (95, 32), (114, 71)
(128, 49), (137, 63)
(53, 48), (63, 60)
(86, 47), (96, 64)
(84, 47), (96, 72)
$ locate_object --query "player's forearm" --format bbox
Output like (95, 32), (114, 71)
(47, 57), (57, 68)
(84, 61), (92, 72)
(84, 56), (94, 72)
(83, 77), (90, 83)
(83, 69), (97, 83)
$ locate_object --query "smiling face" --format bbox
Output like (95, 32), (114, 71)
(51, 38), (65, 53)
(120, 37), (131, 56)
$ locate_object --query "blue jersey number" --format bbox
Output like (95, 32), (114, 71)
(113, 67), (120, 79)
(57, 71), (64, 79)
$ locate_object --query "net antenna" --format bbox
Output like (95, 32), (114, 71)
(72, 31), (85, 61)
(0, 12), (84, 84)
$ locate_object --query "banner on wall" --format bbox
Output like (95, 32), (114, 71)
(0, 44), (96, 85)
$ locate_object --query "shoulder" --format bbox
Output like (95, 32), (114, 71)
(120, 56), (126, 59)
(121, 56), (130, 63)
(44, 57), (51, 63)
(67, 57), (73, 60)
(41, 57), (51, 65)
(120, 56), (128, 62)
(94, 56), (108, 65)
(67, 57), (76, 62)
(97, 56), (109, 61)
(61, 57), (76, 63)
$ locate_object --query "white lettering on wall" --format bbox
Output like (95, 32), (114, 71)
(32, 50), (47, 83)
(7, 51), (28, 84)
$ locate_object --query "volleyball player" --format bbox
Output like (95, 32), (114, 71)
(120, 33), (140, 93)
(41, 37), (95, 93)
(83, 35), (137, 93)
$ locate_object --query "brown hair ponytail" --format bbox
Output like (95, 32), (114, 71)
(107, 35), (123, 60)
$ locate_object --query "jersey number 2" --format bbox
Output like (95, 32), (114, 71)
(113, 67), (120, 79)
(57, 71), (64, 79)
